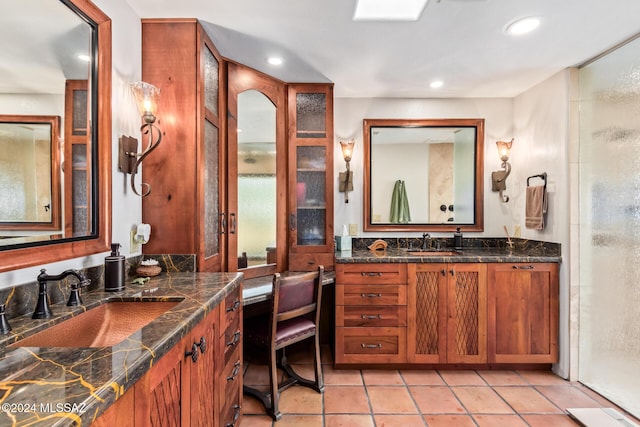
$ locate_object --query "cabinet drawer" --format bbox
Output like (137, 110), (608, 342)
(220, 285), (242, 335)
(221, 315), (242, 367)
(220, 356), (242, 411)
(289, 252), (335, 271)
(336, 305), (407, 327)
(337, 263), (406, 284)
(336, 327), (406, 364)
(219, 386), (241, 427)
(337, 284), (407, 306)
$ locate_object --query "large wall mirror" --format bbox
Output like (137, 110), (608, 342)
(364, 118), (484, 232)
(0, 0), (111, 272)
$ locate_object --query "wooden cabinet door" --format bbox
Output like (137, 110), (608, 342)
(446, 263), (487, 364)
(135, 335), (190, 427)
(287, 84), (335, 271)
(190, 308), (218, 427)
(488, 263), (559, 363)
(407, 264), (448, 363)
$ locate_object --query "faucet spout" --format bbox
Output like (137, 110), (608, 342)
(33, 269), (90, 318)
(421, 233), (431, 251)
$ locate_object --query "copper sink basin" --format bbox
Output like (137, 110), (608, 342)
(406, 250), (461, 256)
(11, 300), (182, 348)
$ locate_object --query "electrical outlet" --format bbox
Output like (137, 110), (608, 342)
(349, 223), (358, 236)
(514, 225), (521, 238)
(130, 229), (141, 253)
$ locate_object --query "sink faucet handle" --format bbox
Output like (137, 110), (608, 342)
(0, 303), (11, 334)
(67, 278), (90, 307)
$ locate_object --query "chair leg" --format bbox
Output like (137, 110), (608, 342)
(268, 346), (282, 420)
(279, 340), (324, 394)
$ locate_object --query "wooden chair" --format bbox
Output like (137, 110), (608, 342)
(243, 266), (325, 421)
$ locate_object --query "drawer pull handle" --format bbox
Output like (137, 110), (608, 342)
(226, 299), (241, 313)
(361, 343), (382, 348)
(226, 330), (241, 347)
(227, 360), (241, 382)
(512, 265), (535, 270)
(361, 293), (382, 298)
(360, 272), (382, 276)
(225, 405), (241, 427)
(361, 314), (382, 320)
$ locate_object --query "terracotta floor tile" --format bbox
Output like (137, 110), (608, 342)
(452, 386), (514, 414)
(477, 370), (529, 386)
(243, 391), (270, 415)
(324, 385), (371, 414)
(244, 363), (277, 386)
(323, 365), (363, 385)
(239, 414), (274, 427)
(473, 414), (529, 426)
(493, 386), (562, 413)
(367, 386), (419, 414)
(362, 369), (404, 385)
(409, 386), (466, 414)
(521, 414), (581, 426)
(277, 386), (323, 414)
(517, 370), (568, 385)
(274, 414), (323, 427)
(325, 414), (375, 427)
(422, 414), (477, 427)
(400, 370), (445, 386)
(288, 363), (319, 382)
(439, 370), (486, 386)
(374, 414), (427, 426)
(535, 385), (602, 410)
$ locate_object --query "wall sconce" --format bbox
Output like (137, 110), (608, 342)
(491, 138), (513, 203)
(119, 81), (162, 197)
(338, 139), (355, 203)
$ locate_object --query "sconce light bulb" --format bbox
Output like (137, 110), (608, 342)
(340, 139), (356, 163)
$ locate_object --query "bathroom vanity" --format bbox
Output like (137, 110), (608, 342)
(334, 241), (560, 368)
(0, 272), (243, 427)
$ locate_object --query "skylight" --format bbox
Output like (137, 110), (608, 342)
(353, 0), (429, 21)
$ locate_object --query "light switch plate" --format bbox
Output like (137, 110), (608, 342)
(349, 224), (358, 236)
(130, 229), (140, 253)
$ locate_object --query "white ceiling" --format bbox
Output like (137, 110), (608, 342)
(124, 0), (640, 98)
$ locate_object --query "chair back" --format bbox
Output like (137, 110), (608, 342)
(272, 266), (324, 324)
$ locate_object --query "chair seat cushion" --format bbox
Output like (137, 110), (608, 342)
(244, 315), (316, 348)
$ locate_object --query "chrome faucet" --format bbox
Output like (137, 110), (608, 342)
(421, 233), (431, 251)
(33, 269), (90, 319)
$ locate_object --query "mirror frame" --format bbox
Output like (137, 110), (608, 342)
(0, 0), (111, 273)
(363, 118), (484, 232)
(0, 115), (61, 231)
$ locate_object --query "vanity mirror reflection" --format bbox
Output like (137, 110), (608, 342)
(0, 0), (111, 272)
(364, 118), (484, 232)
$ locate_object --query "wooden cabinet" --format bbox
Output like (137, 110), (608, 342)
(141, 19), (225, 272)
(335, 263), (408, 364)
(288, 84), (335, 271)
(407, 263), (487, 364)
(135, 306), (218, 426)
(487, 263), (559, 364)
(217, 284), (243, 427)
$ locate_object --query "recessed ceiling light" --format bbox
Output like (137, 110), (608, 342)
(267, 57), (283, 65)
(506, 17), (540, 35)
(353, 0), (429, 21)
(430, 80), (443, 88)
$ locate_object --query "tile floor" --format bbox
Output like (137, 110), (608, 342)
(241, 346), (639, 427)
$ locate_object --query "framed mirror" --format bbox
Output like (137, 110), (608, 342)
(0, 115), (61, 232)
(0, 0), (111, 272)
(364, 118), (484, 232)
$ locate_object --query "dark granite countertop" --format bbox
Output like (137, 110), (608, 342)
(0, 271), (243, 426)
(336, 246), (562, 264)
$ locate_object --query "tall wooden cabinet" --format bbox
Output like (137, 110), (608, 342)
(288, 84), (335, 271)
(141, 19), (225, 272)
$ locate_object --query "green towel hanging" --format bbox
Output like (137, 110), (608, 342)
(390, 180), (411, 223)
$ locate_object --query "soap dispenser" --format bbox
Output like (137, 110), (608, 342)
(105, 243), (125, 292)
(453, 227), (463, 250)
